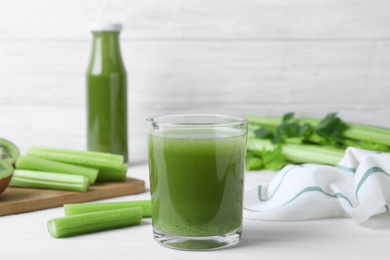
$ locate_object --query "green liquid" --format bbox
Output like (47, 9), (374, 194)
(148, 128), (246, 237)
(87, 32), (128, 161)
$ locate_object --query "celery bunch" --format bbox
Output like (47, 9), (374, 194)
(245, 113), (390, 171)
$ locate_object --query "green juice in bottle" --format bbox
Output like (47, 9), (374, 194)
(86, 23), (128, 162)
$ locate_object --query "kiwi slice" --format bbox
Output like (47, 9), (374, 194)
(0, 160), (13, 178)
(0, 160), (14, 194)
(0, 138), (20, 165)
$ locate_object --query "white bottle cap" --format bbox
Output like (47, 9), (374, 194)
(89, 23), (123, 32)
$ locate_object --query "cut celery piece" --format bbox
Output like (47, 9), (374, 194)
(64, 200), (151, 217)
(30, 146), (124, 163)
(15, 155), (98, 184)
(10, 170), (89, 192)
(48, 208), (143, 238)
(27, 147), (123, 170)
(97, 163), (128, 182)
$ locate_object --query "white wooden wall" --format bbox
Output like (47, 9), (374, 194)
(1, 0), (390, 163)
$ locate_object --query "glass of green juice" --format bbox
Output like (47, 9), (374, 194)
(146, 114), (248, 250)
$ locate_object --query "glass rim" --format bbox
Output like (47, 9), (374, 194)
(146, 114), (248, 127)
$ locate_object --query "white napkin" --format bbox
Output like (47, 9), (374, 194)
(243, 147), (390, 222)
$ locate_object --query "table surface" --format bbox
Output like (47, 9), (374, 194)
(1, 163), (389, 260)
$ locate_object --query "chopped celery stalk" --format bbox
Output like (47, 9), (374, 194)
(10, 170), (89, 192)
(30, 146), (124, 163)
(48, 207), (143, 238)
(15, 155), (98, 184)
(97, 163), (128, 182)
(64, 200), (151, 217)
(27, 147), (123, 170)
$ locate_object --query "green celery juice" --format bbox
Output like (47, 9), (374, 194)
(86, 28), (128, 161)
(148, 128), (246, 237)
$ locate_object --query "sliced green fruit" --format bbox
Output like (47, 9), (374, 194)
(0, 138), (20, 165)
(0, 160), (14, 194)
(0, 160), (13, 179)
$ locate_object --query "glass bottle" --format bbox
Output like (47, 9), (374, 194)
(86, 23), (128, 162)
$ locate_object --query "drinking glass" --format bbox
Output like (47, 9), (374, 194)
(146, 114), (248, 250)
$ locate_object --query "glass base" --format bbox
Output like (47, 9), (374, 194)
(153, 226), (242, 251)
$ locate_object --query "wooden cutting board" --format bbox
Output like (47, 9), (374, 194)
(0, 177), (145, 216)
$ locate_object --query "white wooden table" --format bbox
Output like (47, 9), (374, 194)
(1, 163), (389, 260)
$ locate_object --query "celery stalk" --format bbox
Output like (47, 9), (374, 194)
(64, 200), (151, 217)
(15, 155), (98, 184)
(245, 115), (282, 127)
(27, 148), (123, 170)
(300, 117), (390, 146)
(48, 208), (143, 238)
(283, 144), (344, 165)
(30, 146), (124, 163)
(247, 138), (344, 166)
(342, 125), (390, 146)
(10, 170), (89, 192)
(97, 163), (128, 182)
